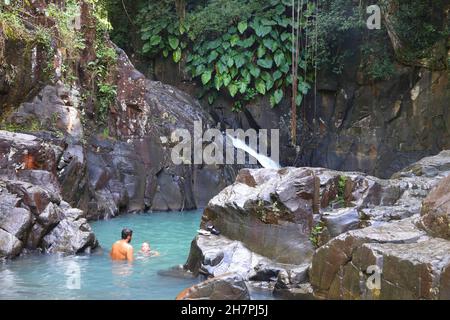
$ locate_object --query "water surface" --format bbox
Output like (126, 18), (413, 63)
(0, 210), (202, 300)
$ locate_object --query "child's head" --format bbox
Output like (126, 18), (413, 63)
(141, 242), (151, 252)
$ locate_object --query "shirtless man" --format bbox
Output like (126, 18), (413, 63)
(110, 228), (134, 262)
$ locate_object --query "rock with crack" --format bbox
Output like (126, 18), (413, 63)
(0, 171), (97, 258)
(308, 216), (450, 299)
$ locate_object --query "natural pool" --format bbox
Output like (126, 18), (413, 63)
(0, 210), (202, 300)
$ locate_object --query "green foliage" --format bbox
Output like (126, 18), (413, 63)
(334, 175), (348, 207)
(388, 0), (449, 64)
(136, 0), (182, 61)
(312, 0), (366, 74)
(45, 1), (86, 58)
(0, 118), (42, 133)
(309, 222), (324, 247)
(0, 9), (30, 41)
(185, 0), (267, 41)
(97, 82), (117, 123)
(89, 24), (118, 124)
(361, 43), (395, 81)
(135, 0), (314, 109)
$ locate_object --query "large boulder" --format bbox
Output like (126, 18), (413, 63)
(176, 273), (250, 300)
(308, 216), (450, 300)
(201, 168), (318, 265)
(419, 175), (450, 240)
(185, 234), (293, 282)
(0, 130), (98, 258)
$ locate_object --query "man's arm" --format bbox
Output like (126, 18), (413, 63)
(126, 246), (134, 262)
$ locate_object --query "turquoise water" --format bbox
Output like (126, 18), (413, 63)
(0, 210), (202, 300)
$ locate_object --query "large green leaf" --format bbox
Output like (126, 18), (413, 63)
(239, 81), (247, 94)
(173, 48), (182, 63)
(257, 58), (273, 69)
(214, 75), (223, 90)
(263, 38), (278, 52)
(274, 51), (285, 67)
(195, 64), (205, 77)
(273, 89), (283, 104)
(239, 36), (255, 48)
(207, 39), (221, 50)
(238, 21), (248, 34)
(141, 31), (152, 41)
(234, 54), (246, 69)
(230, 66), (239, 78)
(226, 56), (234, 68)
(216, 62), (227, 74)
(255, 79), (266, 95)
(280, 63), (290, 73)
(257, 45), (266, 58)
(280, 32), (291, 42)
(168, 36), (179, 50)
(261, 71), (271, 83)
(230, 34), (240, 47)
(223, 74), (232, 86)
(253, 22), (272, 37)
(228, 83), (238, 97)
(295, 94), (303, 106)
(150, 35), (162, 46)
(298, 81), (311, 95)
(249, 65), (261, 78)
(261, 18), (277, 26)
(273, 70), (282, 81)
(208, 50), (219, 63)
(201, 70), (212, 85)
(142, 43), (151, 53)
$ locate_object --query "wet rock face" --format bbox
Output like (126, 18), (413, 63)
(3, 46), (240, 219)
(419, 175), (450, 240)
(176, 273), (250, 300)
(78, 49), (240, 218)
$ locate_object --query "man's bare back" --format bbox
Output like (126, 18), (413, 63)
(110, 240), (133, 261)
(110, 228), (134, 262)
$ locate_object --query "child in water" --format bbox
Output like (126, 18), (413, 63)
(140, 242), (160, 257)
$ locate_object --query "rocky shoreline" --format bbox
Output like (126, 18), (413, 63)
(0, 131), (97, 258)
(179, 150), (450, 299)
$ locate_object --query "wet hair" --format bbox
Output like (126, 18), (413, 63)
(121, 228), (133, 240)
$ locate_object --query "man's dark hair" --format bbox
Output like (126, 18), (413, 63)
(121, 228), (133, 239)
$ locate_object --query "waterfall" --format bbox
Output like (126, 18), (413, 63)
(226, 134), (280, 169)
